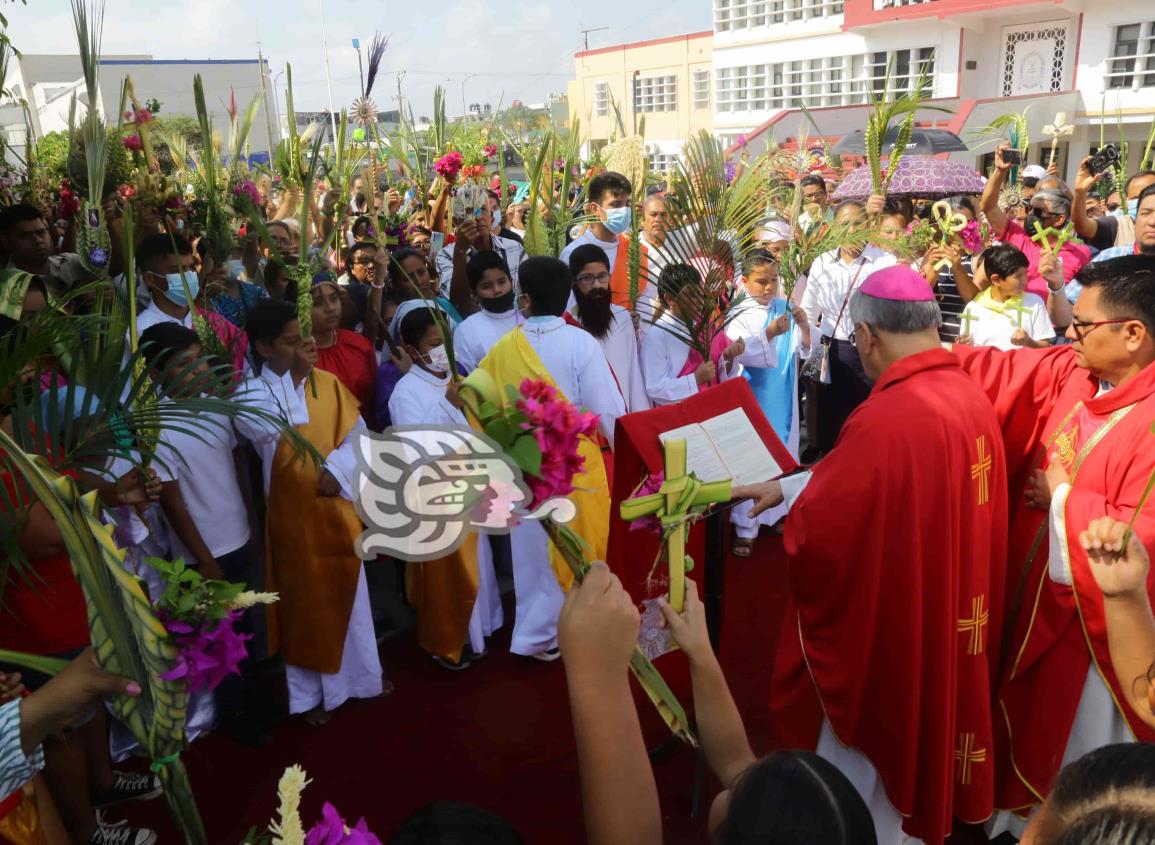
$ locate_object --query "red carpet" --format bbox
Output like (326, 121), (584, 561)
(127, 538), (792, 843)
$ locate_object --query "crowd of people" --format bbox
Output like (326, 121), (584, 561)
(1, 125), (1155, 845)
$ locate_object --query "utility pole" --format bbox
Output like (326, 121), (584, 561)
(257, 42), (276, 156)
(318, 0), (339, 145)
(580, 24), (608, 51)
(353, 38), (365, 97)
(461, 73), (476, 122)
(395, 71), (406, 120)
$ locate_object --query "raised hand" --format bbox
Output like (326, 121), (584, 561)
(767, 314), (791, 338)
(1080, 517), (1151, 600)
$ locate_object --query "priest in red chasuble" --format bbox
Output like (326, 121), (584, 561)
(951, 255), (1155, 834)
(735, 265), (1009, 845)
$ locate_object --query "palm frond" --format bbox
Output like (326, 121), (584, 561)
(0, 428), (207, 843)
(229, 93), (264, 171)
(363, 32), (390, 100)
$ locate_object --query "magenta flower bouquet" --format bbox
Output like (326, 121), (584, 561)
(148, 557), (277, 694)
(433, 151), (464, 182)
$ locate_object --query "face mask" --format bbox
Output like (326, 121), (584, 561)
(1123, 198), (1139, 221)
(424, 344), (450, 373)
(479, 289), (515, 313)
(602, 206), (632, 235)
(225, 259), (245, 280)
(492, 208), (503, 228)
(161, 271), (199, 307)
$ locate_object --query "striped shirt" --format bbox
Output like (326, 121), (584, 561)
(0, 700), (45, 798)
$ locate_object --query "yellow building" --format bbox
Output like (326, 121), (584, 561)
(567, 31), (714, 173)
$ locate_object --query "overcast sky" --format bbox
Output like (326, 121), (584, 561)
(9, 1), (709, 117)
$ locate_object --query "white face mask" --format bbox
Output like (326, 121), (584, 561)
(425, 344), (450, 373)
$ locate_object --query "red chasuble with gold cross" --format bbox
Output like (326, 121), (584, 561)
(955, 344), (1155, 814)
(773, 348), (1009, 845)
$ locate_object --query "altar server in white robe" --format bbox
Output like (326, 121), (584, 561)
(475, 257), (625, 660)
(566, 244), (651, 414)
(240, 299), (383, 725)
(452, 250), (521, 372)
(725, 249), (811, 555)
(387, 304), (503, 669)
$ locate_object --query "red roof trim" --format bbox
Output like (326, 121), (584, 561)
(575, 30), (713, 59)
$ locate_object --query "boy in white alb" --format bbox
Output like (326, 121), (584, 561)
(452, 251), (521, 372)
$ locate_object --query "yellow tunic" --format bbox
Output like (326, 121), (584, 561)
(476, 327), (610, 591)
(265, 368), (365, 673)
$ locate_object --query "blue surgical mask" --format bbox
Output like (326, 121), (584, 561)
(493, 207), (503, 228)
(225, 259), (245, 280)
(1125, 198), (1139, 221)
(603, 205), (632, 235)
(162, 271), (200, 307)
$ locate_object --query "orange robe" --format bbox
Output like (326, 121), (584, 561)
(265, 369), (365, 673)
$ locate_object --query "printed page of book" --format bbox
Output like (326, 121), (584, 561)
(658, 422), (731, 484)
(699, 408), (782, 486)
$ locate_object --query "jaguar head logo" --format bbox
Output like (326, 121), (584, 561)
(354, 426), (576, 561)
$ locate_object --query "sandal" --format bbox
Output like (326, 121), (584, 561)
(732, 538), (755, 558)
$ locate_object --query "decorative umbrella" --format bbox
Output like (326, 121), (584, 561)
(832, 127), (969, 156)
(832, 156), (986, 200)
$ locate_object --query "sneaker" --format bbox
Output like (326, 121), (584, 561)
(89, 810), (157, 845)
(532, 647), (561, 663)
(92, 771), (163, 808)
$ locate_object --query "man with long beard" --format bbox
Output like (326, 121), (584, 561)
(566, 244), (650, 414)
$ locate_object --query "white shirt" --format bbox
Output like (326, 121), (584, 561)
(453, 308), (521, 373)
(132, 297), (254, 377)
(388, 366), (465, 427)
(154, 407), (251, 559)
(519, 317), (626, 447)
(567, 302), (651, 415)
(801, 246), (897, 341)
(960, 292), (1056, 351)
(560, 229), (621, 272)
(640, 311), (741, 406)
(436, 235), (526, 298)
(239, 369), (367, 499)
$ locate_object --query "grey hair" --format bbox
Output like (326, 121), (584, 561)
(1034, 189), (1072, 219)
(848, 291), (942, 333)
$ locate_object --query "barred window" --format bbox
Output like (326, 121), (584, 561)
(634, 75), (677, 113)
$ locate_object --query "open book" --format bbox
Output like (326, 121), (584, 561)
(658, 408), (782, 487)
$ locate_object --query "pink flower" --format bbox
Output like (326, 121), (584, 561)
(232, 179), (262, 207)
(627, 472), (665, 536)
(484, 143), (498, 159)
(159, 610), (251, 693)
(123, 134), (143, 152)
(305, 803), (382, 845)
(959, 220), (983, 254)
(134, 108), (153, 125)
(433, 151), (464, 181)
(510, 378), (599, 509)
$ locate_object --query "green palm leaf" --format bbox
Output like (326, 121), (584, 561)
(0, 431), (206, 844)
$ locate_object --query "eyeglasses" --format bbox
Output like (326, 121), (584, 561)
(1069, 317), (1135, 341)
(352, 258), (376, 266)
(575, 271), (611, 287)
(848, 321), (876, 348)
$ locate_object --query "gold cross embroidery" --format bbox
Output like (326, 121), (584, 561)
(1054, 424), (1079, 471)
(958, 595), (989, 656)
(954, 732), (987, 786)
(971, 436), (991, 507)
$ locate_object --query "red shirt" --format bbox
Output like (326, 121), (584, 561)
(316, 329), (378, 428)
(0, 467), (90, 655)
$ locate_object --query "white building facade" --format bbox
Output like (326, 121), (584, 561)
(711, 0), (1155, 178)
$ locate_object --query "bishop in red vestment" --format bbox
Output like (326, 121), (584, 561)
(953, 256), (1155, 823)
(737, 266), (1009, 845)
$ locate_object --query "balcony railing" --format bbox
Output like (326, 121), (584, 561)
(1105, 48), (1155, 90)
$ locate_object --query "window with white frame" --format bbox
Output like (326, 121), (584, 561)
(648, 152), (680, 174)
(4, 125), (24, 146)
(1107, 21), (1155, 90)
(716, 47), (935, 112)
(715, 0), (843, 31)
(634, 75), (677, 113)
(693, 69), (710, 108)
(593, 82), (609, 117)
